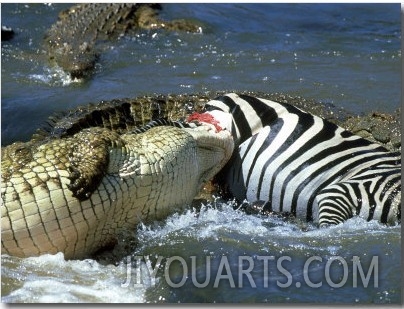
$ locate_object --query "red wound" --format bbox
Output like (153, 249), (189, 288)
(187, 112), (223, 132)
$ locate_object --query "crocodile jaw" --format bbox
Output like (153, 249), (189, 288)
(184, 124), (234, 186)
(0, 124), (234, 259)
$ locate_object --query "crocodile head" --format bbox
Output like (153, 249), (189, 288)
(1, 122), (233, 259)
(183, 122), (234, 187)
(47, 41), (98, 79)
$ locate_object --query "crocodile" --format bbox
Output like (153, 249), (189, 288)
(44, 3), (203, 79)
(1, 92), (399, 260)
(31, 94), (207, 143)
(1, 119), (234, 259)
(29, 92), (401, 152)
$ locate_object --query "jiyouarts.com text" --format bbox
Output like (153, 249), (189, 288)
(121, 255), (379, 289)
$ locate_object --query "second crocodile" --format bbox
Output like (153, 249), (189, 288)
(44, 3), (203, 79)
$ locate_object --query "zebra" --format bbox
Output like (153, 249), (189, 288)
(191, 93), (401, 227)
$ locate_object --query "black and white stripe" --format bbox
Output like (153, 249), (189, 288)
(204, 93), (401, 227)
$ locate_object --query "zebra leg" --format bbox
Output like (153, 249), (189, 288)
(315, 182), (358, 227)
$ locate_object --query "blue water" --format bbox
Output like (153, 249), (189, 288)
(1, 3), (401, 145)
(1, 3), (401, 304)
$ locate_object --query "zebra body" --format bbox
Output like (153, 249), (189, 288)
(202, 93), (401, 227)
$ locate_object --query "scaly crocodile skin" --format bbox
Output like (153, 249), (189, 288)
(44, 3), (202, 78)
(1, 125), (233, 259)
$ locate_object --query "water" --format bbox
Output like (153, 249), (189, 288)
(1, 3), (401, 304)
(1, 203), (401, 303)
(1, 3), (401, 145)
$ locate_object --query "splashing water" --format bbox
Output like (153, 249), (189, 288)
(27, 66), (82, 87)
(2, 200), (400, 303)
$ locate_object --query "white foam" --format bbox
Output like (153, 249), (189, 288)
(3, 201), (399, 303)
(28, 66), (81, 86)
(2, 252), (148, 303)
(139, 200), (392, 241)
(136, 200), (400, 255)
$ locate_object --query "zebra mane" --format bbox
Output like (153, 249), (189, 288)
(205, 93), (282, 145)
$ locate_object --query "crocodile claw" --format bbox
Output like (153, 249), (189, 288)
(66, 128), (121, 201)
